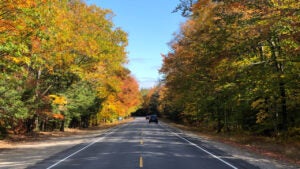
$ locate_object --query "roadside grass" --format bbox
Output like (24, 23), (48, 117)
(161, 118), (300, 166)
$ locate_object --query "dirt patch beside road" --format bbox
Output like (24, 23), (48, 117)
(0, 119), (132, 148)
(0, 130), (103, 169)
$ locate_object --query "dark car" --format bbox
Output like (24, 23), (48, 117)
(146, 115), (150, 120)
(149, 115), (158, 124)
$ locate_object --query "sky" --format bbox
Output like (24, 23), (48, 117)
(85, 0), (185, 89)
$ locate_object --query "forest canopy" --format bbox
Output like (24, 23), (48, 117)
(153, 0), (300, 137)
(0, 0), (141, 134)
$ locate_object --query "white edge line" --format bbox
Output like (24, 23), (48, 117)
(160, 123), (238, 169)
(46, 126), (122, 169)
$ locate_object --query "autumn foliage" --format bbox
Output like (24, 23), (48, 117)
(0, 0), (141, 134)
(157, 0), (300, 137)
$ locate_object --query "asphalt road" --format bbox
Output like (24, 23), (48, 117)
(28, 117), (261, 169)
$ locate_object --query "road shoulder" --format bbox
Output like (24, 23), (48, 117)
(159, 120), (299, 169)
(0, 121), (129, 169)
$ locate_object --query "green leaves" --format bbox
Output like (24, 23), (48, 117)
(0, 74), (29, 132)
(65, 82), (98, 119)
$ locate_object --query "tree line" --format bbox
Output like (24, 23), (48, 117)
(145, 0), (299, 137)
(0, 0), (141, 136)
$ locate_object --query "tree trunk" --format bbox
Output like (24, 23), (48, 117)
(40, 119), (45, 131)
(34, 68), (42, 132)
(34, 115), (39, 131)
(217, 110), (223, 133)
(279, 82), (287, 131)
(60, 119), (65, 132)
(26, 116), (35, 133)
(268, 38), (288, 132)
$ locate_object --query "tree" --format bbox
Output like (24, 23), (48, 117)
(159, 0), (300, 136)
(0, 0), (140, 134)
(173, 0), (197, 17)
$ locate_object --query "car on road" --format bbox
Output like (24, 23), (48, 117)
(149, 115), (158, 124)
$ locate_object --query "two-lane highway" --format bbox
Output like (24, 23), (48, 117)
(29, 117), (259, 169)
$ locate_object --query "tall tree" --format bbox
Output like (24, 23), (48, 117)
(0, 0), (140, 134)
(159, 0), (300, 136)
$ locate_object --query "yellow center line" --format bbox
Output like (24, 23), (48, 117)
(139, 156), (143, 168)
(140, 129), (144, 168)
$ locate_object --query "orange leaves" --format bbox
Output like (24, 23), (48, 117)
(53, 113), (64, 120)
(31, 36), (41, 53)
(43, 111), (64, 120)
(0, 0), (36, 13)
(118, 76), (141, 108)
(0, 0), (37, 23)
(14, 0), (36, 8)
(98, 74), (141, 122)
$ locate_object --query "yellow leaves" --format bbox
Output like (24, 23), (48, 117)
(11, 57), (22, 64)
(9, 56), (31, 65)
(49, 95), (67, 105)
(256, 110), (269, 124)
(22, 56), (31, 65)
(251, 99), (265, 109)
(105, 95), (118, 111)
(270, 0), (298, 8)
(49, 95), (67, 113)
(70, 65), (84, 77)
(97, 94), (119, 122)
(251, 99), (269, 124)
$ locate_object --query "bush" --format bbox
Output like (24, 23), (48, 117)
(0, 125), (8, 139)
(288, 128), (300, 139)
